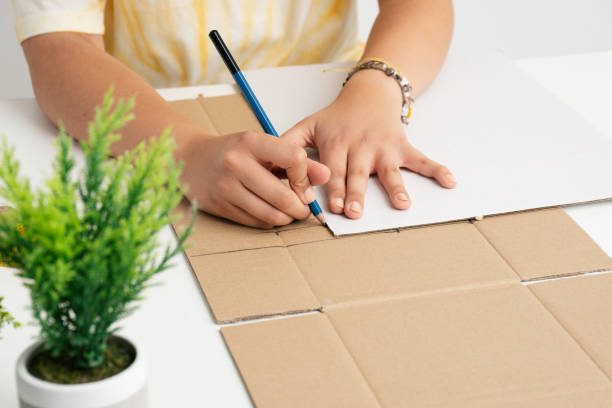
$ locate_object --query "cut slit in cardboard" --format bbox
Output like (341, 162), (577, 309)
(169, 94), (612, 406)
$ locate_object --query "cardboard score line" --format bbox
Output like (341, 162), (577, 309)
(168, 94), (612, 407)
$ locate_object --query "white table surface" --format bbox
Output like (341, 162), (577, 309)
(1, 52), (612, 407)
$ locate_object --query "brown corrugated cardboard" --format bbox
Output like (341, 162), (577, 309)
(222, 283), (610, 407)
(169, 94), (612, 406)
(222, 313), (380, 408)
(169, 96), (215, 134)
(169, 98), (218, 134)
(288, 222), (517, 307)
(491, 387), (612, 407)
(530, 273), (612, 380)
(173, 199), (284, 257)
(326, 283), (609, 407)
(275, 222), (332, 246)
(474, 208), (612, 281)
(197, 94), (264, 135)
(189, 247), (319, 323)
(169, 95), (612, 324)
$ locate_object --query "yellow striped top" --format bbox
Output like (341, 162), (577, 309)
(12, 0), (364, 87)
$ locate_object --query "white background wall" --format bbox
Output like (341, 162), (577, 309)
(2, 0), (612, 99)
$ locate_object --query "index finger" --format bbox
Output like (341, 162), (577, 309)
(247, 132), (314, 205)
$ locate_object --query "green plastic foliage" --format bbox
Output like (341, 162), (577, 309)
(0, 296), (21, 338)
(0, 88), (194, 368)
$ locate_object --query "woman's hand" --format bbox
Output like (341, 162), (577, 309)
(176, 130), (330, 228)
(283, 69), (456, 219)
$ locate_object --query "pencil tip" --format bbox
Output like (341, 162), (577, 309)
(315, 213), (327, 226)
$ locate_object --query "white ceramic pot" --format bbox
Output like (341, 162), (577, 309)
(16, 335), (147, 408)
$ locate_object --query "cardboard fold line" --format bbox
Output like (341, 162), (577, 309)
(529, 273), (612, 382)
(171, 199), (285, 257)
(320, 278), (518, 312)
(474, 207), (612, 281)
(168, 98), (219, 135)
(187, 246), (320, 323)
(217, 307), (323, 325)
(197, 93), (264, 135)
(221, 313), (381, 408)
(287, 221), (520, 308)
(223, 281), (612, 407)
(324, 283), (610, 407)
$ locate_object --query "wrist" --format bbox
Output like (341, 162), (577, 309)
(340, 59), (414, 124)
(337, 69), (402, 122)
(173, 127), (213, 163)
(337, 68), (403, 114)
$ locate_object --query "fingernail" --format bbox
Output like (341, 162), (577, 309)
(334, 198), (344, 209)
(348, 201), (362, 214)
(395, 193), (409, 202)
(446, 173), (456, 184)
(304, 187), (315, 203)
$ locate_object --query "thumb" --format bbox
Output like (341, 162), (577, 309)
(281, 116), (316, 148)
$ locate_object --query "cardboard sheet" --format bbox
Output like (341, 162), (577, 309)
(325, 284), (608, 406)
(169, 96), (612, 324)
(222, 313), (380, 408)
(530, 273), (612, 380)
(222, 283), (611, 407)
(474, 207), (612, 281)
(492, 388), (612, 408)
(172, 203), (612, 323)
(286, 221), (517, 307)
(169, 90), (612, 405)
(242, 51), (612, 235)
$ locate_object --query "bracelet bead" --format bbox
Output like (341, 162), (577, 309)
(343, 58), (414, 125)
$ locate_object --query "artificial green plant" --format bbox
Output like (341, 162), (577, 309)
(0, 88), (194, 368)
(0, 296), (21, 338)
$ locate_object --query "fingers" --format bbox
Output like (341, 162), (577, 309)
(222, 180), (295, 227)
(344, 148), (374, 219)
(217, 202), (275, 229)
(376, 159), (411, 210)
(236, 157), (310, 221)
(319, 143), (348, 214)
(221, 127), (455, 228)
(247, 132), (314, 205)
(403, 145), (456, 189)
(281, 117), (315, 148)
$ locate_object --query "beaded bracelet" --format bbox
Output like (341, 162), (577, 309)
(343, 58), (414, 125)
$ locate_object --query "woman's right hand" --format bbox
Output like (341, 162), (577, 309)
(176, 130), (330, 228)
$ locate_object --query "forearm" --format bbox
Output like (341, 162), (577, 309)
(22, 33), (205, 156)
(360, 0), (454, 96)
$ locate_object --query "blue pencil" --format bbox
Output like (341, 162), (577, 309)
(209, 29), (326, 226)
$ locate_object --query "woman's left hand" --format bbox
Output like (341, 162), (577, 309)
(282, 68), (456, 219)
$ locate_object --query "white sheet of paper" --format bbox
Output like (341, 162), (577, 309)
(244, 50), (612, 235)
